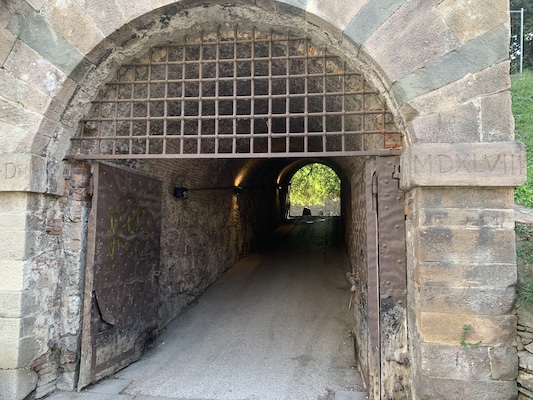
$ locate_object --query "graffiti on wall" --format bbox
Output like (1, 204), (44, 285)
(107, 193), (150, 261)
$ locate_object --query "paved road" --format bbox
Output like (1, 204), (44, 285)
(49, 217), (366, 400)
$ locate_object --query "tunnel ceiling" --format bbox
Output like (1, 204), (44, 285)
(69, 26), (402, 160)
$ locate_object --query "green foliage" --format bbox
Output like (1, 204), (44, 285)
(517, 225), (533, 265)
(518, 279), (533, 307)
(512, 73), (533, 206)
(460, 324), (482, 351)
(510, 0), (533, 73)
(516, 224), (533, 306)
(289, 163), (340, 207)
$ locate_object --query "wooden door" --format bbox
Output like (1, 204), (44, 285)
(78, 162), (162, 389)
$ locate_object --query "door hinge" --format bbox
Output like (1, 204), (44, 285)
(372, 173), (378, 195)
(392, 164), (401, 180)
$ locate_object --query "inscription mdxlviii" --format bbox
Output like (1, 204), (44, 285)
(414, 153), (524, 175)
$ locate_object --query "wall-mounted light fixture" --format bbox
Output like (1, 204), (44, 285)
(173, 187), (189, 199)
(233, 186), (243, 195)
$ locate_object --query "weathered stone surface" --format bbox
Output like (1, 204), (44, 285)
(305, 12), (343, 40)
(392, 24), (509, 105)
(276, 0), (308, 8)
(519, 331), (533, 340)
(0, 317), (22, 339)
(0, 368), (38, 400)
(417, 375), (517, 400)
(0, 230), (30, 261)
(0, 1), (13, 28)
(0, 28), (16, 66)
(411, 186), (514, 210)
(401, 143), (527, 189)
(75, 0), (127, 37)
(0, 69), (50, 114)
(344, 0), (406, 45)
(418, 286), (515, 315)
(519, 371), (533, 391)
(519, 351), (533, 371)
(0, 290), (33, 318)
(437, 0), (508, 44)
(0, 121), (35, 154)
(0, 154), (47, 193)
(0, 262), (25, 292)
(0, 192), (29, 214)
(0, 99), (44, 132)
(4, 40), (67, 98)
(489, 346), (518, 380)
(363, 3), (458, 83)
(516, 205), (533, 225)
(40, 0), (104, 55)
(410, 102), (480, 143)
(150, 0), (179, 9)
(413, 208), (515, 230)
(421, 343), (491, 380)
(0, 336), (39, 369)
(524, 342), (533, 353)
(403, 61), (510, 119)
(481, 92), (514, 142)
(419, 312), (516, 345)
(414, 261), (516, 288)
(7, 1), (83, 75)
(306, 0), (365, 30)
(115, 0), (153, 21)
(415, 227), (516, 264)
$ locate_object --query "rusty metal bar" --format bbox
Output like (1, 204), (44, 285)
(71, 26), (402, 159)
(68, 149), (401, 160)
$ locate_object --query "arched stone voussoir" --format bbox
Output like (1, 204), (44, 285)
(38, 1), (405, 159)
(399, 61), (513, 146)
(391, 23), (509, 107)
(360, 0), (459, 87)
(400, 61), (511, 122)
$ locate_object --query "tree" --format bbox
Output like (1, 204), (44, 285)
(510, 0), (533, 72)
(289, 163), (340, 206)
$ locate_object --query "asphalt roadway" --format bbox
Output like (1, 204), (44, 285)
(48, 217), (366, 400)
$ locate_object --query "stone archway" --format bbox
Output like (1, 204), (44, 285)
(68, 20), (409, 397)
(0, 1), (524, 399)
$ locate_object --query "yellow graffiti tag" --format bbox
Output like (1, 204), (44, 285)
(107, 193), (150, 261)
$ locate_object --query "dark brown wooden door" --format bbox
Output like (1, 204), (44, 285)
(78, 162), (162, 389)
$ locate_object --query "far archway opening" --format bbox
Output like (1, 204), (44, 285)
(288, 162), (341, 217)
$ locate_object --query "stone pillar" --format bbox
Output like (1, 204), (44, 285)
(0, 154), (57, 400)
(402, 143), (526, 399)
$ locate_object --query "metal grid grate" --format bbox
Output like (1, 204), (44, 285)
(70, 27), (403, 159)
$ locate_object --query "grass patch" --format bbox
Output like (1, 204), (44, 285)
(512, 72), (533, 207)
(517, 224), (533, 265)
(516, 223), (533, 307)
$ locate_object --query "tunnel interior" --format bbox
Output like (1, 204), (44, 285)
(113, 155), (360, 329)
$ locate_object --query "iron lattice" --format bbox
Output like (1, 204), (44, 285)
(70, 27), (402, 159)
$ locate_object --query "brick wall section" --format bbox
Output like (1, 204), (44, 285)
(55, 162), (91, 391)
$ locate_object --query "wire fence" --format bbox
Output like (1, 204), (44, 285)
(511, 8), (525, 74)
